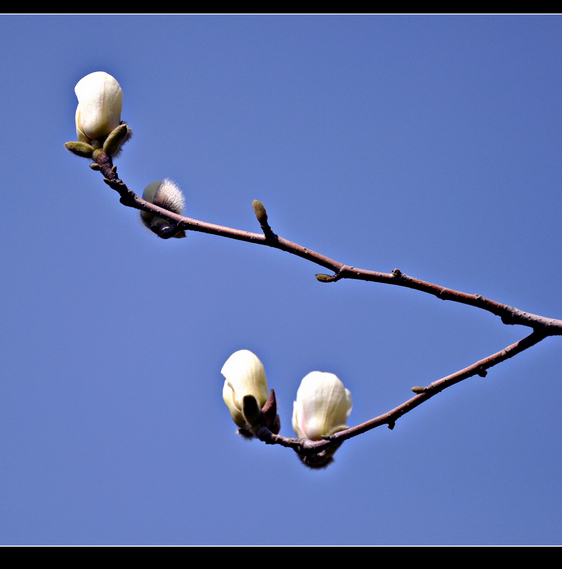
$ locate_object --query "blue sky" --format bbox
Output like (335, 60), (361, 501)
(1, 14), (562, 545)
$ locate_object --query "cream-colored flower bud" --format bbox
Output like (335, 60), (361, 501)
(221, 349), (269, 431)
(74, 71), (123, 142)
(292, 371), (353, 440)
(140, 179), (186, 239)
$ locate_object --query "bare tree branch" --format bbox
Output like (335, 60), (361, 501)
(94, 151), (562, 335)
(251, 329), (548, 458)
(85, 150), (560, 463)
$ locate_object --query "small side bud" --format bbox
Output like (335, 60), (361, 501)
(103, 122), (132, 157)
(252, 199), (276, 237)
(64, 141), (95, 158)
(252, 200), (268, 225)
(140, 178), (186, 239)
(411, 386), (426, 393)
(316, 273), (336, 283)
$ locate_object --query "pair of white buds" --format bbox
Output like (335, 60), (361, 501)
(221, 349), (353, 468)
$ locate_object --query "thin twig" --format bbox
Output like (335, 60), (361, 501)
(257, 329), (548, 456)
(93, 152), (562, 335)
(331, 329), (548, 441)
(83, 152), (561, 462)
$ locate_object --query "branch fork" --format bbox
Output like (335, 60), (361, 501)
(78, 148), (561, 464)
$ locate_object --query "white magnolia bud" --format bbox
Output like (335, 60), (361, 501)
(221, 350), (269, 431)
(292, 371), (353, 440)
(140, 179), (186, 239)
(74, 71), (124, 143)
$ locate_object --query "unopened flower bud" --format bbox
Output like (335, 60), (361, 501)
(293, 371), (353, 440)
(140, 179), (186, 239)
(74, 71), (124, 143)
(221, 349), (269, 433)
(292, 371), (353, 468)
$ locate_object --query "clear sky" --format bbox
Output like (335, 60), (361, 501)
(1, 14), (562, 545)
